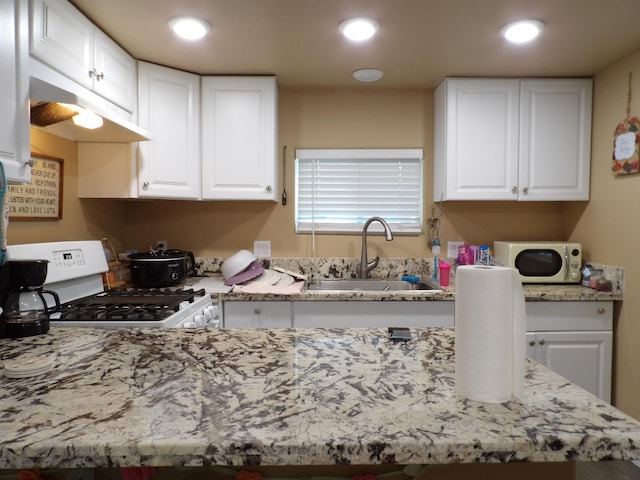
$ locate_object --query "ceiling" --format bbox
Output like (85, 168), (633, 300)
(69, 0), (640, 89)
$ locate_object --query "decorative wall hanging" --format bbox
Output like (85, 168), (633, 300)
(612, 73), (640, 175)
(8, 153), (63, 220)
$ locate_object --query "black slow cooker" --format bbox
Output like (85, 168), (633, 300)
(128, 250), (195, 287)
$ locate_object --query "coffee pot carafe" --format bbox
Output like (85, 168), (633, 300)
(0, 259), (56, 338)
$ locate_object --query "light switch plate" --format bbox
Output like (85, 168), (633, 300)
(447, 241), (464, 258)
(254, 240), (271, 257)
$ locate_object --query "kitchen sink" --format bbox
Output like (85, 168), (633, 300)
(305, 278), (441, 292)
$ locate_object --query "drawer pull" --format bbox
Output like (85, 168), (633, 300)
(598, 307), (606, 314)
(529, 340), (535, 346)
(254, 308), (261, 314)
(539, 339), (546, 346)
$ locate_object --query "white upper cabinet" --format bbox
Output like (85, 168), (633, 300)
(1, 0), (31, 184)
(30, 0), (136, 112)
(137, 62), (201, 199)
(519, 79), (592, 201)
(434, 78), (592, 201)
(201, 76), (278, 201)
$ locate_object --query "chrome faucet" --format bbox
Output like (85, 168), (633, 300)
(358, 216), (394, 278)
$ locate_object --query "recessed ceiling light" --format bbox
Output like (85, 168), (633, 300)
(169, 16), (211, 41)
(353, 68), (384, 82)
(339, 17), (379, 42)
(500, 20), (544, 44)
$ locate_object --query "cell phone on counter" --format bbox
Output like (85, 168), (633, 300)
(388, 327), (411, 342)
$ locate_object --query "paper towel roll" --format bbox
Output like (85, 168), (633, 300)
(454, 265), (526, 403)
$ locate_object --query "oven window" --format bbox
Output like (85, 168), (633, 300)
(514, 249), (562, 277)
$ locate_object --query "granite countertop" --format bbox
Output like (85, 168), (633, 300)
(185, 277), (623, 302)
(1, 327), (639, 469)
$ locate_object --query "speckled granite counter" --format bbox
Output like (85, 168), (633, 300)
(191, 256), (624, 303)
(1, 327), (638, 469)
(186, 276), (623, 303)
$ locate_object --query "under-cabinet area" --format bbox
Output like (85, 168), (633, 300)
(222, 298), (613, 401)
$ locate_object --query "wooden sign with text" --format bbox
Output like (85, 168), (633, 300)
(8, 154), (63, 220)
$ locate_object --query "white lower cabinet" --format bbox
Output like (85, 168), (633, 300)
(223, 301), (292, 328)
(221, 298), (613, 403)
(526, 301), (613, 402)
(292, 301), (454, 328)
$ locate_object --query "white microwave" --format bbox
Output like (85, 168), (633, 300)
(493, 241), (582, 284)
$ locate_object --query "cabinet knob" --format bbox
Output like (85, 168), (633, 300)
(254, 308), (261, 314)
(598, 307), (606, 314)
(539, 339), (546, 346)
(265, 185), (272, 193)
(529, 340), (536, 346)
(95, 71), (104, 81)
(25, 158), (34, 168)
(89, 68), (98, 78)
(142, 181), (150, 190)
(512, 186), (517, 194)
(522, 187), (529, 195)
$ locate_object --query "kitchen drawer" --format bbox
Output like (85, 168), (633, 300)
(526, 301), (613, 331)
(293, 301), (454, 328)
(223, 301), (292, 328)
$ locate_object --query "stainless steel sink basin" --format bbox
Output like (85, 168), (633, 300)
(305, 278), (441, 292)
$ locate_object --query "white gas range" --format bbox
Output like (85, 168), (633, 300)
(5, 241), (220, 329)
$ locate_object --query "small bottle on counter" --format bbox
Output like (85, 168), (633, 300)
(581, 264), (592, 287)
(590, 268), (604, 289)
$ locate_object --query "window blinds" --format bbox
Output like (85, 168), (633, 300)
(295, 149), (423, 234)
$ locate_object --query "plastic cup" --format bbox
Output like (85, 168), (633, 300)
(439, 262), (451, 287)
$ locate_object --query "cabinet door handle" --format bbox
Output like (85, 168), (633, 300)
(512, 186), (517, 194)
(539, 339), (546, 346)
(25, 158), (34, 167)
(96, 71), (105, 81)
(265, 185), (272, 193)
(522, 187), (529, 195)
(142, 181), (150, 190)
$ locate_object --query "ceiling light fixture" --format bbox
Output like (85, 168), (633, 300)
(500, 19), (544, 44)
(169, 16), (211, 41)
(339, 17), (379, 42)
(353, 68), (384, 82)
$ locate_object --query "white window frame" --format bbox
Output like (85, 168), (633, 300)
(295, 148), (424, 235)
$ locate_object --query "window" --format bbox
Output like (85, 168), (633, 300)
(295, 148), (423, 234)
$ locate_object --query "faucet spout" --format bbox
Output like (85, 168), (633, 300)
(358, 217), (394, 279)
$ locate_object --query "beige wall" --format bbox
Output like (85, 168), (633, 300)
(564, 51), (640, 419)
(8, 128), (126, 247)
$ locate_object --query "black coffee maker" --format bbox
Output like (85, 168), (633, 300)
(0, 259), (60, 338)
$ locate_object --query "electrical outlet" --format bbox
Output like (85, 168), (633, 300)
(253, 240), (271, 257)
(447, 241), (464, 258)
(155, 240), (167, 251)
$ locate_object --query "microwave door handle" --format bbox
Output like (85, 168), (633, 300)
(563, 245), (570, 281)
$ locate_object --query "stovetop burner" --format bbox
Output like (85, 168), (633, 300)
(53, 288), (208, 323)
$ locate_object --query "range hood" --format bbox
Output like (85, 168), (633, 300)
(29, 60), (152, 143)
